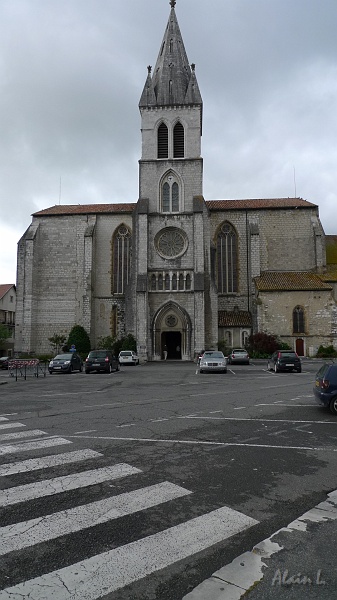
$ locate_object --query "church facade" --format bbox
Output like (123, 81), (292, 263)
(15, 2), (337, 360)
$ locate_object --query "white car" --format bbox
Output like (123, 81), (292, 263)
(118, 351), (139, 366)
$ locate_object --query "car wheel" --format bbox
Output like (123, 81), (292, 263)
(49, 371), (52, 375)
(79, 365), (83, 373)
(200, 369), (204, 374)
(116, 363), (120, 372)
(85, 370), (90, 374)
(108, 364), (112, 374)
(274, 364), (278, 373)
(297, 367), (302, 373)
(329, 397), (337, 415)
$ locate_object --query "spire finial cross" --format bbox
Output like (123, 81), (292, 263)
(170, 0), (176, 8)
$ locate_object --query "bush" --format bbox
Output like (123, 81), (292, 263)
(67, 325), (91, 354)
(97, 336), (116, 351)
(316, 345), (337, 358)
(247, 333), (279, 358)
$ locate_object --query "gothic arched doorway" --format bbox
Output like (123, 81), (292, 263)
(152, 302), (191, 361)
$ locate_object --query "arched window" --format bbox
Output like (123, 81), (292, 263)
(172, 274), (177, 290)
(185, 274), (191, 290)
(165, 274), (170, 290)
(293, 306), (305, 333)
(162, 173), (180, 212)
(216, 222), (238, 293)
(178, 274), (184, 290)
(151, 275), (156, 291)
(173, 122), (184, 158)
(158, 123), (168, 158)
(112, 225), (132, 295)
(158, 274), (163, 290)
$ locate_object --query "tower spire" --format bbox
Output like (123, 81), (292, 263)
(170, 1), (176, 8)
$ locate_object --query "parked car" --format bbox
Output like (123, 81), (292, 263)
(118, 350), (139, 365)
(227, 348), (250, 365)
(0, 356), (9, 369)
(267, 350), (302, 373)
(313, 363), (337, 415)
(49, 352), (83, 374)
(85, 350), (119, 374)
(199, 350), (227, 374)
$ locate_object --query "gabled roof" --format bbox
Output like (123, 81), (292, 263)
(254, 271), (332, 292)
(32, 204), (135, 217)
(32, 198), (318, 217)
(0, 284), (15, 300)
(218, 311), (252, 327)
(206, 198), (317, 211)
(139, 3), (202, 108)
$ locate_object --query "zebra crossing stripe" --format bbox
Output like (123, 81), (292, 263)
(0, 464), (142, 507)
(0, 429), (47, 442)
(0, 437), (73, 456)
(0, 422), (26, 431)
(0, 449), (103, 476)
(0, 481), (192, 555)
(0, 506), (258, 599)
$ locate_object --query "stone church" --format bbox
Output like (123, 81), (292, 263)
(15, 1), (337, 360)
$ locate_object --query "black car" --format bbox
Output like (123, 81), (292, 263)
(313, 363), (337, 415)
(49, 352), (83, 374)
(85, 350), (120, 374)
(0, 356), (9, 369)
(267, 350), (302, 373)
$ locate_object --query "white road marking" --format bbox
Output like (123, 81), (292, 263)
(0, 464), (141, 507)
(0, 506), (258, 599)
(0, 429), (47, 442)
(256, 403), (314, 407)
(0, 481), (192, 555)
(176, 416), (337, 424)
(72, 430), (97, 434)
(0, 437), (73, 456)
(0, 422), (26, 430)
(84, 403), (123, 407)
(0, 449), (102, 477)
(116, 423), (136, 428)
(68, 435), (337, 452)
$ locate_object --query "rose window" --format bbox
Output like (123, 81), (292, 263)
(155, 227), (188, 259)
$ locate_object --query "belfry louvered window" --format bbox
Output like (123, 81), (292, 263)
(293, 306), (305, 333)
(162, 174), (180, 212)
(158, 123), (168, 158)
(216, 222), (238, 294)
(112, 225), (132, 295)
(173, 122), (184, 158)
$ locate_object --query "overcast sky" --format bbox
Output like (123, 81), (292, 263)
(1, 0), (337, 283)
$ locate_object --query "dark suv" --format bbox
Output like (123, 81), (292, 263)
(267, 350), (302, 373)
(314, 363), (337, 414)
(85, 350), (120, 374)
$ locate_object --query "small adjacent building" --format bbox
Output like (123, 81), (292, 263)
(0, 284), (16, 356)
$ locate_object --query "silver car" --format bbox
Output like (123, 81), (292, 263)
(227, 348), (250, 365)
(199, 351), (227, 374)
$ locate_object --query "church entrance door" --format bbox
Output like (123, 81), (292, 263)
(161, 332), (181, 360)
(295, 338), (304, 356)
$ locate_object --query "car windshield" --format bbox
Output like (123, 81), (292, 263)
(54, 354), (72, 360)
(120, 351), (132, 356)
(280, 352), (297, 357)
(203, 352), (224, 358)
(89, 351), (107, 358)
(233, 349), (246, 353)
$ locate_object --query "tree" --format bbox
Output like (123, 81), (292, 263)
(97, 336), (116, 351)
(0, 324), (11, 345)
(48, 334), (66, 354)
(67, 325), (91, 354)
(247, 332), (279, 357)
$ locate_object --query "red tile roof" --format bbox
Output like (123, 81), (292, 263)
(0, 284), (15, 300)
(32, 197), (317, 217)
(254, 271), (332, 291)
(32, 203), (136, 216)
(206, 198), (317, 211)
(218, 311), (252, 327)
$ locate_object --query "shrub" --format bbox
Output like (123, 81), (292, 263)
(247, 333), (279, 357)
(316, 345), (337, 358)
(97, 336), (116, 351)
(67, 325), (91, 354)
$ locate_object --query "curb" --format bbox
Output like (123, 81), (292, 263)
(183, 490), (337, 599)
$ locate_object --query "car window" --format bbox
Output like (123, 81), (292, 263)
(89, 351), (108, 358)
(55, 354), (72, 360)
(316, 364), (329, 378)
(280, 352), (297, 357)
(120, 351), (132, 356)
(328, 366), (337, 383)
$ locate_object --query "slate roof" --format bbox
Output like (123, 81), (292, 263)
(139, 4), (202, 108)
(0, 284), (15, 300)
(32, 198), (317, 217)
(254, 271), (332, 291)
(218, 311), (252, 327)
